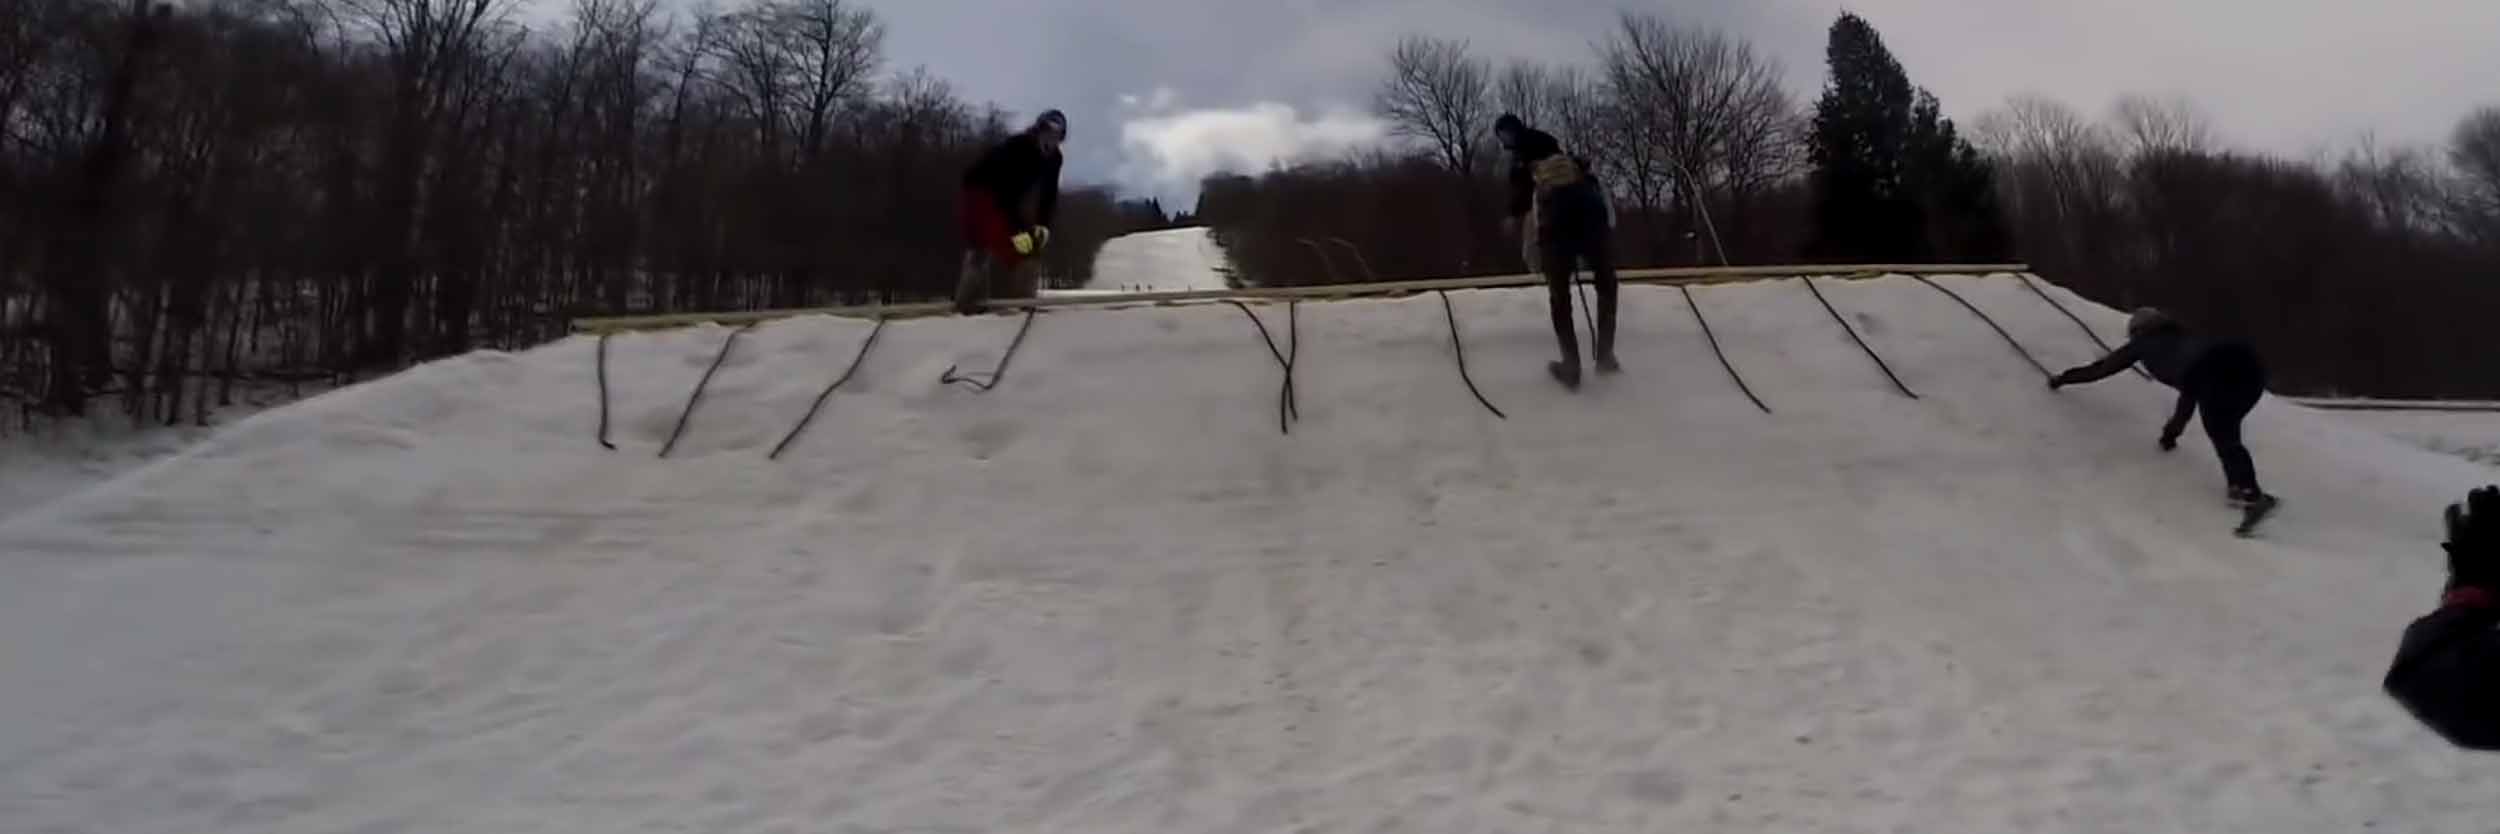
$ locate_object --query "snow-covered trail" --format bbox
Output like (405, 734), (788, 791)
(1084, 225), (1230, 291)
(2, 275), (2493, 834)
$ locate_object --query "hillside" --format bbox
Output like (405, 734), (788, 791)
(2, 272), (2493, 833)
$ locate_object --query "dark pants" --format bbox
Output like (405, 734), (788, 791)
(956, 187), (1036, 314)
(1538, 181), (1617, 364)
(2190, 344), (2267, 492)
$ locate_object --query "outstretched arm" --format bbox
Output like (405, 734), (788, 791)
(2052, 340), (2144, 387)
(2161, 388), (2197, 447)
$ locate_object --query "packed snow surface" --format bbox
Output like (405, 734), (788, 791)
(1084, 225), (1231, 291)
(0, 424), (212, 523)
(0, 399), (294, 523)
(4, 273), (2495, 833)
(2324, 409), (2500, 469)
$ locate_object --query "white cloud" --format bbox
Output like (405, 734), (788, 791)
(871, 0), (2500, 203)
(1114, 89), (1391, 205)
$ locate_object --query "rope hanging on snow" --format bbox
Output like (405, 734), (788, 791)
(1801, 273), (1919, 399)
(594, 331), (617, 450)
(1288, 300), (1300, 408)
(1229, 300), (1300, 434)
(1438, 290), (1507, 420)
(1321, 237), (1499, 418)
(1574, 278), (1597, 358)
(1321, 238), (1504, 420)
(767, 317), (888, 460)
(1909, 274), (2053, 379)
(940, 309), (1037, 392)
(1681, 285), (1772, 414)
(2015, 272), (2150, 380)
(1319, 239), (1520, 421)
(658, 322), (758, 459)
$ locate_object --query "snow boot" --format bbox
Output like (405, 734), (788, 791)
(2233, 490), (2280, 537)
(1595, 352), (1621, 375)
(1548, 360), (1582, 390)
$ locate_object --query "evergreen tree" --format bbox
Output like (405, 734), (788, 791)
(1808, 13), (1914, 260)
(1905, 91), (2013, 260)
(1808, 13), (2005, 261)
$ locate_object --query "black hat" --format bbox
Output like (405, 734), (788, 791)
(1494, 113), (1524, 134)
(1036, 109), (1067, 138)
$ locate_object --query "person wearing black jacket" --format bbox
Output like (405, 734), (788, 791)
(2385, 485), (2500, 750)
(956, 110), (1066, 314)
(1495, 113), (1617, 389)
(2050, 308), (2277, 514)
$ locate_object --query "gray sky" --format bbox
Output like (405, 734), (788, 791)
(861, 0), (2500, 207)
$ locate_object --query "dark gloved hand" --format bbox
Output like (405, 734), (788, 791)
(2158, 433), (2179, 452)
(2445, 485), (2500, 591)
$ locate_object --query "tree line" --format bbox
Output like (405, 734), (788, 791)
(0, 0), (1166, 430)
(1200, 11), (2500, 398)
(1977, 95), (2500, 397)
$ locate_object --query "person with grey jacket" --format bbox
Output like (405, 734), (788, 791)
(2050, 308), (2277, 514)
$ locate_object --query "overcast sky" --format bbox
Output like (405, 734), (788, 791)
(856, 0), (2499, 207)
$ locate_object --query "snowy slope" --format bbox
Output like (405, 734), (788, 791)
(2320, 409), (2500, 469)
(0, 399), (299, 523)
(4, 274), (2496, 834)
(1084, 225), (1231, 291)
(0, 424), (213, 523)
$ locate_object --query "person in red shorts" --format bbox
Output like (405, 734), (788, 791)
(956, 109), (1066, 314)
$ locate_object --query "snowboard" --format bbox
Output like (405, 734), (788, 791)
(2233, 494), (2282, 538)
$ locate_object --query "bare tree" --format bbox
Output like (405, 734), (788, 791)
(1974, 94), (2124, 285)
(1374, 35), (1490, 175)
(330, 0), (519, 365)
(0, 0), (1172, 432)
(781, 0), (880, 158)
(2111, 93), (2214, 158)
(1493, 59), (1552, 129)
(705, 1), (795, 157)
(2453, 106), (2500, 241)
(1591, 87), (1671, 260)
(1718, 77), (1801, 259)
(1543, 65), (1607, 173)
(1975, 95), (2116, 212)
(0, 0), (67, 133)
(2338, 136), (2447, 235)
(1599, 12), (1787, 262)
(1974, 94), (2089, 159)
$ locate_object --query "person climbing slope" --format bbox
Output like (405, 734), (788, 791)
(2385, 485), (2500, 751)
(957, 110), (1067, 315)
(2049, 307), (2279, 533)
(1495, 113), (1617, 390)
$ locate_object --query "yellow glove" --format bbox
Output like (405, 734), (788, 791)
(1011, 228), (1048, 256)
